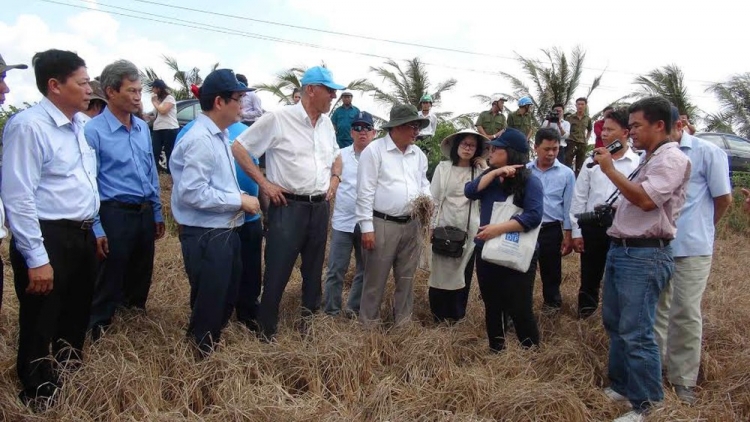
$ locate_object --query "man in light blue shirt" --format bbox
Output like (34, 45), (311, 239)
(654, 106), (732, 403)
(170, 69), (259, 356)
(527, 127), (576, 311)
(85, 60), (165, 340)
(2, 49), (99, 407)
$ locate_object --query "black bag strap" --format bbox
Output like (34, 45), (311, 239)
(465, 166), (475, 234)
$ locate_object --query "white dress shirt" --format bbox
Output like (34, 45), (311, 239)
(331, 145), (362, 232)
(542, 119), (571, 147)
(569, 146), (641, 238)
(1, 97), (100, 268)
(235, 102), (340, 195)
(356, 134), (431, 233)
(240, 91), (263, 122)
(419, 111), (438, 137)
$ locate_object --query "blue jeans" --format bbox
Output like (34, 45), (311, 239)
(602, 244), (674, 411)
(323, 228), (364, 315)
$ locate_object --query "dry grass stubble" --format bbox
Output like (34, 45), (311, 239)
(0, 180), (748, 421)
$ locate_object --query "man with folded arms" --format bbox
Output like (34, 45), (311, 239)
(356, 104), (431, 327)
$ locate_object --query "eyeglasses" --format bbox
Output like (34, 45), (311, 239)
(352, 125), (373, 132)
(459, 142), (477, 150)
(402, 122), (423, 132)
(228, 95), (243, 103)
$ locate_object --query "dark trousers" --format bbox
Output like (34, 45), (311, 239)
(577, 224), (611, 317)
(565, 141), (588, 174)
(258, 200), (329, 339)
(179, 226), (242, 355)
(428, 251), (475, 322)
(152, 128), (178, 172)
(538, 223), (563, 308)
(89, 202), (156, 330)
(236, 219), (263, 326)
(0, 240), (4, 314)
(475, 247), (539, 352)
(9, 221), (97, 396)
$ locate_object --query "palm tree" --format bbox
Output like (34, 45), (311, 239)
(500, 46), (604, 123)
(633, 64), (698, 121)
(141, 55), (219, 100)
(706, 73), (750, 138)
(255, 64), (372, 108)
(363, 57), (457, 109)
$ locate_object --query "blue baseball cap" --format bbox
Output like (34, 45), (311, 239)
(200, 69), (253, 96)
(489, 128), (529, 153)
(352, 111), (374, 127)
(300, 66), (346, 90)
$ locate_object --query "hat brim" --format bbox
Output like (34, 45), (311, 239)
(0, 63), (28, 73)
(90, 95), (108, 104)
(381, 116), (430, 129)
(440, 129), (490, 159)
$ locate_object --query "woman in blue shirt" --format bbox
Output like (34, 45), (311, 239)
(465, 128), (543, 353)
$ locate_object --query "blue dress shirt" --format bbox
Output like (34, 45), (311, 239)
(177, 120), (260, 223)
(465, 168), (544, 247)
(169, 114), (243, 228)
(1, 98), (100, 268)
(85, 107), (163, 238)
(527, 159), (576, 230)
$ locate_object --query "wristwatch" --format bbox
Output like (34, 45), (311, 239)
(331, 174), (342, 182)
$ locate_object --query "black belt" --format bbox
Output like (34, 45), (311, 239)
(282, 192), (327, 203)
(41, 219), (95, 231)
(611, 238), (671, 248)
(101, 200), (151, 212)
(541, 221), (562, 229)
(373, 210), (412, 224)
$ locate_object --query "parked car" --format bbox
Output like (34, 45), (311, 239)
(145, 99), (199, 171)
(694, 132), (750, 175)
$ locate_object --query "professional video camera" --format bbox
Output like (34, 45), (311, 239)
(575, 204), (615, 229)
(546, 109), (560, 123)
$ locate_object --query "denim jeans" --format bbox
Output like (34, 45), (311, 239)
(323, 228), (364, 315)
(602, 244), (674, 412)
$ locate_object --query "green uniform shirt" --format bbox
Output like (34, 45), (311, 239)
(507, 109), (533, 137)
(566, 113), (592, 144)
(475, 110), (507, 136)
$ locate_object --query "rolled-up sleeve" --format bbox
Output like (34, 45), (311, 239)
(179, 137), (242, 212)
(356, 144), (379, 233)
(464, 168), (491, 200)
(1, 121), (49, 268)
(706, 146), (731, 198)
(641, 154), (691, 208)
(512, 175), (544, 232)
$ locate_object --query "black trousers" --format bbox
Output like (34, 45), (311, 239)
(152, 128), (178, 172)
(538, 223), (563, 308)
(428, 251), (475, 322)
(475, 246), (539, 352)
(1, 240), (4, 314)
(258, 200), (329, 339)
(179, 226), (242, 355)
(9, 220), (97, 396)
(235, 219), (263, 326)
(89, 202), (156, 330)
(577, 224), (611, 317)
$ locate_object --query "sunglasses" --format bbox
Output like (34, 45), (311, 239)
(352, 125), (373, 132)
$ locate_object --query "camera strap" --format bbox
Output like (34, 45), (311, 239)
(603, 139), (671, 207)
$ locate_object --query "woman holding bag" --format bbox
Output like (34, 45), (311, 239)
(429, 129), (489, 323)
(464, 128), (544, 353)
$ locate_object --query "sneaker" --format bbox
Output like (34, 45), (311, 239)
(613, 410), (644, 422)
(603, 387), (630, 403)
(673, 385), (696, 405)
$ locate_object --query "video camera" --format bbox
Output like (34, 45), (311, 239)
(545, 109), (561, 123)
(574, 204), (616, 229)
(586, 139), (624, 168)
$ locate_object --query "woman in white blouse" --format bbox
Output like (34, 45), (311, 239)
(150, 79), (179, 173)
(429, 129), (489, 322)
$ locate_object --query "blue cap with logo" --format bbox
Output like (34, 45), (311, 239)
(352, 111), (374, 127)
(489, 127), (529, 153)
(300, 66), (346, 90)
(200, 69), (253, 96)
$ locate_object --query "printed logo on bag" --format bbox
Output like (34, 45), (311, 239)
(505, 232), (520, 243)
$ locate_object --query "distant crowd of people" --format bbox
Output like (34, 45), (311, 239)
(0, 49), (748, 421)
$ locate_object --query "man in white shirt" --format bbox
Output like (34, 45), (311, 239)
(541, 103), (570, 163)
(2, 49), (99, 407)
(236, 74), (263, 126)
(323, 111), (376, 318)
(233, 66), (344, 340)
(417, 94), (438, 140)
(570, 108), (640, 318)
(356, 104), (431, 327)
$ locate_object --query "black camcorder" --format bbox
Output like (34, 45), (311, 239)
(546, 109), (561, 123)
(574, 204), (616, 229)
(586, 139), (624, 168)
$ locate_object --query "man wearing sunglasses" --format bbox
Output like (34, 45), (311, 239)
(356, 104), (431, 327)
(323, 111), (376, 318)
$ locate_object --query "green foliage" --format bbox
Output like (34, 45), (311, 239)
(716, 185), (750, 238)
(0, 103), (32, 145)
(363, 57), (457, 109)
(706, 73), (750, 139)
(633, 65), (698, 120)
(419, 121), (458, 181)
(140, 55), (218, 100)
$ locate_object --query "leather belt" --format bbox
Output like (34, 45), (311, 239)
(541, 221), (562, 229)
(373, 210), (412, 224)
(101, 200), (151, 212)
(610, 238), (671, 248)
(42, 219), (95, 231)
(282, 193), (327, 203)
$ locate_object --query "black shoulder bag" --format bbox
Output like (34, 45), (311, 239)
(431, 166), (474, 258)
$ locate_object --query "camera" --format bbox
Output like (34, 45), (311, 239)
(546, 109), (560, 123)
(586, 139), (624, 168)
(575, 204), (615, 229)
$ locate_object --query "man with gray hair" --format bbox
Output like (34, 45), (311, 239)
(84, 59), (165, 340)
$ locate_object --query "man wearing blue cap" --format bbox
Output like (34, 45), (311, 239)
(170, 68), (261, 356)
(323, 111), (376, 318)
(232, 66), (344, 340)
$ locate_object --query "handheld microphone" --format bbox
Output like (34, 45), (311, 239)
(586, 139), (624, 168)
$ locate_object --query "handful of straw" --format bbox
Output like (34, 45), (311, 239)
(410, 194), (434, 231)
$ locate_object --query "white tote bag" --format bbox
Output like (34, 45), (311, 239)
(480, 194), (541, 273)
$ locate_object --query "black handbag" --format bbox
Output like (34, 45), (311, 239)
(431, 167), (474, 258)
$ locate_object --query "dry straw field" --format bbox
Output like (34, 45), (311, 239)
(0, 178), (748, 421)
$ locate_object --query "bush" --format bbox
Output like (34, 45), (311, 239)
(418, 121), (458, 181)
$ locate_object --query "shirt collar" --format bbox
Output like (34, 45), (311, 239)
(196, 113), (226, 138)
(384, 134), (416, 155)
(39, 97), (73, 127)
(679, 131), (694, 150)
(618, 147), (640, 162)
(101, 106), (142, 133)
(291, 102), (311, 125)
(530, 158), (561, 171)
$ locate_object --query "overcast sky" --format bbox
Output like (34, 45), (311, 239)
(2, 0), (748, 124)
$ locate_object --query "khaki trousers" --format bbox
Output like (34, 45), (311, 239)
(654, 255), (713, 387)
(359, 218), (422, 326)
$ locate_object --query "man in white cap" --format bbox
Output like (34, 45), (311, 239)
(475, 95), (507, 139)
